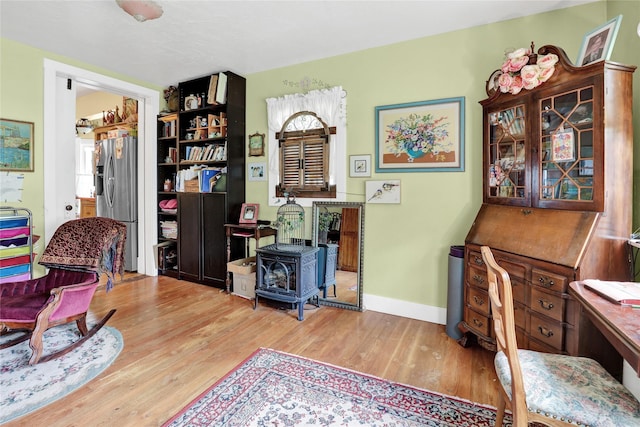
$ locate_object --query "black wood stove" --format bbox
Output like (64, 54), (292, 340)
(254, 244), (319, 321)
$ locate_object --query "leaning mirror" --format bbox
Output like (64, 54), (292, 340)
(311, 201), (364, 311)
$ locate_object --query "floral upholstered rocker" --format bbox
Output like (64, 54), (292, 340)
(0, 217), (126, 365)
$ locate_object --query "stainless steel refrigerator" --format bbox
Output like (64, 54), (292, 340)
(95, 136), (137, 271)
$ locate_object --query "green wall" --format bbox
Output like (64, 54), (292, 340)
(1, 1), (637, 313)
(0, 38), (162, 252)
(246, 1), (640, 309)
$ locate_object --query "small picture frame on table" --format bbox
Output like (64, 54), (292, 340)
(576, 15), (622, 66)
(239, 203), (259, 224)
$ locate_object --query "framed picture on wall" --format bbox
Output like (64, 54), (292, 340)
(366, 180), (401, 204)
(248, 162), (266, 181)
(248, 132), (265, 157)
(350, 154), (371, 177)
(375, 97), (465, 173)
(0, 118), (34, 171)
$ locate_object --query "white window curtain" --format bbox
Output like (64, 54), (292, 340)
(266, 86), (347, 206)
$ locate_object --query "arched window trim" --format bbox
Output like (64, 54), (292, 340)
(275, 111), (335, 197)
(266, 86), (346, 207)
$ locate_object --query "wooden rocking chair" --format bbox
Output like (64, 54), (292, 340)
(0, 217), (125, 365)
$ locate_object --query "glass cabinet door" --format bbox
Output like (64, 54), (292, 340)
(487, 104), (527, 202)
(538, 87), (594, 203)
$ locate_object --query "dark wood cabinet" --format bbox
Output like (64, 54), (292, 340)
(177, 193), (200, 282)
(157, 72), (246, 287)
(461, 45), (635, 378)
(178, 192), (233, 287)
(201, 193), (229, 285)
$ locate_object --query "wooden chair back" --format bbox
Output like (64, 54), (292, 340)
(480, 246), (529, 426)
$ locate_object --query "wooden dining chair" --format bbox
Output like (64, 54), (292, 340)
(480, 246), (640, 427)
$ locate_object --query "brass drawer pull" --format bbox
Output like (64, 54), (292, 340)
(521, 209), (532, 215)
(538, 277), (555, 288)
(538, 299), (554, 310)
(473, 318), (484, 327)
(473, 295), (485, 306)
(473, 275), (485, 285)
(537, 326), (554, 338)
(473, 256), (484, 266)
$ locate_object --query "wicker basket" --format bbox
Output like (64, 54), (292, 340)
(184, 179), (199, 192)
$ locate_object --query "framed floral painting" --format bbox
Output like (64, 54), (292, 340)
(375, 97), (465, 172)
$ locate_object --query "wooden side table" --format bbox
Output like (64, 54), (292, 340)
(224, 223), (277, 293)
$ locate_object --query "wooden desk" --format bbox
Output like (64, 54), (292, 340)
(224, 223), (277, 293)
(569, 281), (640, 377)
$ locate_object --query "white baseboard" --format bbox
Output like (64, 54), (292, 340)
(362, 293), (447, 325)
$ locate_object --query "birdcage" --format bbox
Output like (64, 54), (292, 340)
(275, 194), (305, 252)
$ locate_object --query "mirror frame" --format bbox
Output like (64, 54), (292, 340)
(311, 201), (364, 311)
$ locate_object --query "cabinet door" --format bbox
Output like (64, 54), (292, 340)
(535, 84), (600, 210)
(485, 103), (529, 206)
(202, 193), (227, 286)
(178, 193), (201, 281)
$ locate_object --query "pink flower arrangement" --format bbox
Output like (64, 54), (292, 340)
(497, 47), (558, 94)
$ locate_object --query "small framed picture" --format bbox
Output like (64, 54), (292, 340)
(248, 162), (266, 181)
(248, 132), (265, 157)
(576, 15), (622, 66)
(366, 180), (401, 204)
(551, 129), (575, 162)
(486, 69), (502, 96)
(350, 154), (371, 177)
(239, 203), (259, 224)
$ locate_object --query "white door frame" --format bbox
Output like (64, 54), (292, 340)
(43, 59), (159, 276)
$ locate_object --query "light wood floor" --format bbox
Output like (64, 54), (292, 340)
(7, 274), (501, 427)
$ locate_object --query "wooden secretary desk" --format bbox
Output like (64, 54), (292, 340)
(460, 46), (636, 378)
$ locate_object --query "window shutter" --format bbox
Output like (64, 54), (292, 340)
(279, 135), (329, 193)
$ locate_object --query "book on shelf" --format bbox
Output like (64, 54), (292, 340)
(215, 72), (227, 104)
(168, 147), (177, 163)
(207, 74), (219, 105)
(582, 279), (640, 307)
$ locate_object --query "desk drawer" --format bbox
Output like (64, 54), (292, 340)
(467, 265), (488, 290)
(467, 286), (490, 314)
(531, 287), (564, 322)
(467, 250), (485, 269)
(532, 268), (568, 293)
(528, 312), (564, 351)
(465, 306), (491, 338)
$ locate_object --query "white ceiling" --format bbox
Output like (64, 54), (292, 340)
(1, 0), (597, 90)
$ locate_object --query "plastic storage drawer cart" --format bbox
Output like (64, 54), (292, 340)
(0, 207), (33, 283)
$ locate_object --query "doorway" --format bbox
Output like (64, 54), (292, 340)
(43, 59), (159, 275)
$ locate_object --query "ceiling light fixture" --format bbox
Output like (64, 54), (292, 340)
(116, 0), (163, 22)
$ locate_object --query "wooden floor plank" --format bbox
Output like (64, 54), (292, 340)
(4, 274), (500, 427)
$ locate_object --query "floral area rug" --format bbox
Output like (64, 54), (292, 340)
(0, 323), (123, 424)
(164, 348), (511, 426)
